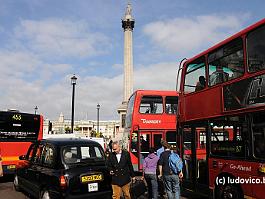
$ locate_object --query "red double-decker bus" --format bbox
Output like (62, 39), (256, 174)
(124, 90), (178, 172)
(177, 18), (265, 198)
(0, 111), (43, 175)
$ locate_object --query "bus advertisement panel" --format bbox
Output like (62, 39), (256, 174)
(0, 111), (43, 175)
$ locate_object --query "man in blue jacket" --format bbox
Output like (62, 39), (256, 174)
(158, 144), (183, 199)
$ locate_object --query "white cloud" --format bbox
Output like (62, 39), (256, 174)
(112, 63), (123, 70)
(0, 51), (40, 78)
(0, 13), (252, 121)
(14, 19), (110, 58)
(134, 62), (177, 91)
(0, 59), (178, 121)
(143, 15), (245, 54)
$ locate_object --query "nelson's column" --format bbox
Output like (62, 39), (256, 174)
(117, 3), (135, 140)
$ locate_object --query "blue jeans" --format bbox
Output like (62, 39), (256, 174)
(163, 175), (180, 199)
(144, 174), (158, 199)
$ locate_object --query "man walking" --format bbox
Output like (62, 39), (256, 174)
(108, 141), (135, 199)
(156, 139), (167, 158)
(158, 144), (183, 199)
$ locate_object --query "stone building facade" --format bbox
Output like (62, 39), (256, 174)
(43, 113), (120, 139)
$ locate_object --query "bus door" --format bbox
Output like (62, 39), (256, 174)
(195, 126), (208, 195)
(182, 127), (195, 189)
(138, 131), (163, 170)
(182, 125), (208, 194)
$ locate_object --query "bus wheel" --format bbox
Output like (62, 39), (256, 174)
(13, 175), (21, 192)
(215, 183), (243, 199)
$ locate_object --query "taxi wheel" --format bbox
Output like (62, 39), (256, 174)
(40, 190), (51, 199)
(13, 175), (21, 192)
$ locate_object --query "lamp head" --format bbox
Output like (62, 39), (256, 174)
(71, 75), (77, 85)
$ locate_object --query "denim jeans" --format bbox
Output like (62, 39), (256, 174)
(144, 174), (158, 199)
(163, 175), (180, 199)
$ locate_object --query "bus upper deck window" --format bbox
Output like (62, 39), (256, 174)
(208, 38), (244, 86)
(139, 96), (163, 114)
(165, 96), (178, 114)
(184, 57), (206, 93)
(247, 24), (265, 72)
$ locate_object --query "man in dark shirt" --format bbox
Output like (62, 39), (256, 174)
(158, 144), (183, 199)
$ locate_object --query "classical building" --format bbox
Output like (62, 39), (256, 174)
(117, 3), (135, 131)
(43, 113), (120, 139)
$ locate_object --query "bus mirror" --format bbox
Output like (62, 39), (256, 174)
(258, 167), (265, 173)
(19, 155), (26, 160)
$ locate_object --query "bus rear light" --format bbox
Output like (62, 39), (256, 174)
(60, 175), (67, 189)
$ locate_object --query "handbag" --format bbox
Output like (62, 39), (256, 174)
(130, 179), (147, 199)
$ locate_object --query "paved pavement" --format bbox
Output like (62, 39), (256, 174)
(0, 175), (29, 199)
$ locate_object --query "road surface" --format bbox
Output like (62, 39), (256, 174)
(0, 175), (206, 199)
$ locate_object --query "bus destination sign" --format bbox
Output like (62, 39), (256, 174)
(224, 74), (265, 111)
(0, 131), (37, 139)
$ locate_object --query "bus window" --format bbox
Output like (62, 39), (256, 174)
(139, 96), (163, 114)
(247, 24), (265, 72)
(166, 131), (177, 147)
(131, 132), (138, 153)
(125, 93), (136, 128)
(252, 111), (265, 159)
(184, 57), (206, 93)
(153, 133), (162, 151)
(208, 38), (244, 86)
(165, 96), (178, 114)
(140, 135), (149, 153)
(199, 131), (206, 149)
(210, 116), (247, 157)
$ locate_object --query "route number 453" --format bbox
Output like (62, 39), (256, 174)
(12, 114), (21, 121)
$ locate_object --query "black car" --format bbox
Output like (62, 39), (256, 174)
(13, 138), (112, 199)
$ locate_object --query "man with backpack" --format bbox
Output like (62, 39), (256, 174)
(158, 144), (183, 199)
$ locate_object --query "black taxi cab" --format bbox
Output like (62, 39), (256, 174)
(13, 138), (112, 199)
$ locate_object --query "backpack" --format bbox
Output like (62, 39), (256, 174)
(168, 151), (183, 174)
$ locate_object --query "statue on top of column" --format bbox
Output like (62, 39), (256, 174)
(125, 3), (132, 16)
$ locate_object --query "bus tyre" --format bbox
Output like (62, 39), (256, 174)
(40, 190), (51, 199)
(13, 175), (21, 192)
(215, 182), (243, 199)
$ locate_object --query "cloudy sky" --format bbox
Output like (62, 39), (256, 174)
(0, 0), (263, 121)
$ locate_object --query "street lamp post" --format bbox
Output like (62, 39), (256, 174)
(97, 104), (100, 135)
(71, 75), (77, 134)
(34, 106), (38, 114)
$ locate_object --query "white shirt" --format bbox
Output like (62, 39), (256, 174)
(116, 150), (122, 163)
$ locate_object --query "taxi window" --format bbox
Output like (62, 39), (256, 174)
(26, 144), (36, 161)
(41, 145), (55, 166)
(63, 145), (104, 164)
